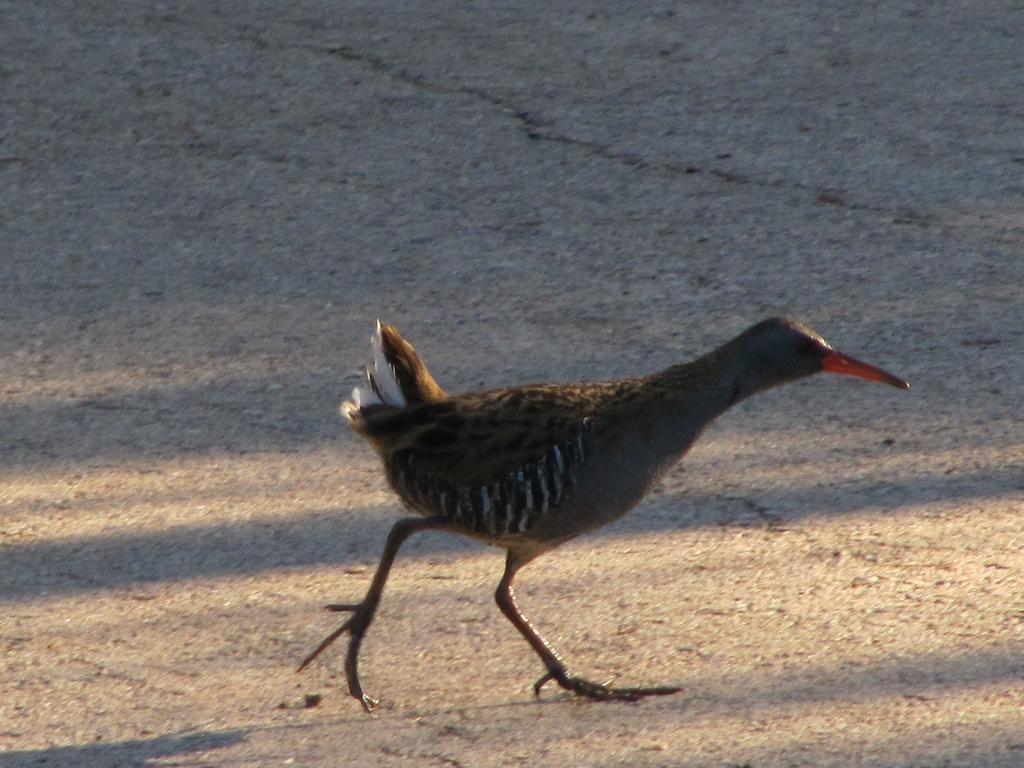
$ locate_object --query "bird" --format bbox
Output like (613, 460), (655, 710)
(298, 317), (909, 711)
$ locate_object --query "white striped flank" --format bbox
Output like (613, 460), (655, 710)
(552, 445), (564, 475)
(457, 486), (472, 519)
(378, 418), (592, 539)
(535, 460), (549, 514)
(549, 469), (562, 504)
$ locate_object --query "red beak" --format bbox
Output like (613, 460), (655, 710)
(822, 350), (910, 389)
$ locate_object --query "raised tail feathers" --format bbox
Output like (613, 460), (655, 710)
(342, 321), (446, 427)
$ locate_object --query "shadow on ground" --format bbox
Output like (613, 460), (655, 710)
(0, 369), (344, 470)
(3, 460), (1020, 604)
(0, 728), (247, 768)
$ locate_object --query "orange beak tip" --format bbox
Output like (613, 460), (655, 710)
(822, 350), (909, 390)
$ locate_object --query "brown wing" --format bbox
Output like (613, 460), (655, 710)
(356, 384), (600, 487)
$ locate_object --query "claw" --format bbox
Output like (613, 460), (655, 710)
(359, 693), (380, 713)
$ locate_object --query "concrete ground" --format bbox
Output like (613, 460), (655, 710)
(2, 1), (1023, 766)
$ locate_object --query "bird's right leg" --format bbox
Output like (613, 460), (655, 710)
(495, 550), (682, 703)
(297, 516), (452, 712)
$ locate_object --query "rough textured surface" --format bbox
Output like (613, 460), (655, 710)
(2, 2), (1023, 766)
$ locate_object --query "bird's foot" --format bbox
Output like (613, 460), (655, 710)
(297, 602), (378, 713)
(356, 692), (380, 713)
(533, 669), (681, 703)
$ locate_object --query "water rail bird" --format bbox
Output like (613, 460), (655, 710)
(298, 318), (909, 711)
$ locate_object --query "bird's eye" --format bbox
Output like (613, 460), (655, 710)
(797, 338), (821, 356)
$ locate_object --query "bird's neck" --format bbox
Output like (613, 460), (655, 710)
(654, 332), (799, 410)
(583, 353), (739, 501)
(625, 337), (789, 449)
(649, 348), (745, 416)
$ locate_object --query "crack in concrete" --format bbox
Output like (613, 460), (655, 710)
(253, 34), (930, 226)
(312, 42), (619, 158)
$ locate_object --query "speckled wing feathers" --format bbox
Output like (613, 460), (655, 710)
(358, 386), (596, 481)
(342, 324), (653, 539)
(353, 384), (604, 538)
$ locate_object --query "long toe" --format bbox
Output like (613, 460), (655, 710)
(325, 603), (360, 612)
(296, 616), (357, 671)
(537, 671), (682, 703)
(608, 684), (682, 700)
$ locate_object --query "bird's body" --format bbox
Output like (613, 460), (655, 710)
(301, 318), (908, 711)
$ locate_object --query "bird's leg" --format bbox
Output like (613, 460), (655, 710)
(298, 516), (453, 712)
(495, 551), (682, 703)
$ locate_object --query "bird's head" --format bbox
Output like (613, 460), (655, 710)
(732, 317), (909, 397)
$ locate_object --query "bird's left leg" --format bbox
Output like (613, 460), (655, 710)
(297, 516), (454, 712)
